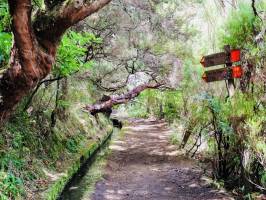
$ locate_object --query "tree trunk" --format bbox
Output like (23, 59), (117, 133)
(0, 39), (53, 125)
(0, 0), (112, 126)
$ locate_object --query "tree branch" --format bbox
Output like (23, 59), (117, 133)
(66, 0), (112, 25)
(84, 82), (163, 115)
(252, 0), (259, 17)
(34, 0), (112, 46)
(23, 76), (63, 111)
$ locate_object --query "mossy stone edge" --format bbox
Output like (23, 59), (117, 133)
(42, 127), (113, 200)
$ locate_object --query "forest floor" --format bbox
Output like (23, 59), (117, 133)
(89, 118), (233, 200)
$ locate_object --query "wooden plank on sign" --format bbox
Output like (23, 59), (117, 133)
(202, 67), (232, 82)
(200, 52), (227, 67)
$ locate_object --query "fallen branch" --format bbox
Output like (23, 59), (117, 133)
(84, 83), (163, 115)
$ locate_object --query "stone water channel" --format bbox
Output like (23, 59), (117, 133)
(58, 127), (120, 200)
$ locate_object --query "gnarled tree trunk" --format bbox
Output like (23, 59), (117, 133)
(0, 0), (111, 125)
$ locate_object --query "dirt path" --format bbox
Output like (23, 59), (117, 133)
(90, 119), (232, 200)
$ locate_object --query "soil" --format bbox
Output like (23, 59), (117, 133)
(90, 119), (233, 200)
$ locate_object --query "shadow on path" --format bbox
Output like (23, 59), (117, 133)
(90, 119), (232, 200)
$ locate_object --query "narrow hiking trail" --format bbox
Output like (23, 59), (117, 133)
(89, 119), (232, 200)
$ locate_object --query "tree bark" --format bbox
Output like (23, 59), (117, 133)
(0, 0), (111, 125)
(84, 83), (163, 115)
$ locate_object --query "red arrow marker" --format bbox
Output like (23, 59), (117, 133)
(231, 49), (241, 62)
(232, 65), (243, 78)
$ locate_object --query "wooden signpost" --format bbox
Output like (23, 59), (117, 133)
(201, 45), (242, 97)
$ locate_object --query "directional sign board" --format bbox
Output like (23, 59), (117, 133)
(202, 66), (243, 83)
(202, 68), (231, 82)
(200, 49), (241, 68)
(200, 52), (227, 68)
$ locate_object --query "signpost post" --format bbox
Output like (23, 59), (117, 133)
(200, 45), (242, 97)
(224, 45), (235, 97)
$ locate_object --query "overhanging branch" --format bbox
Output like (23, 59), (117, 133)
(84, 83), (163, 115)
(34, 0), (112, 45)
